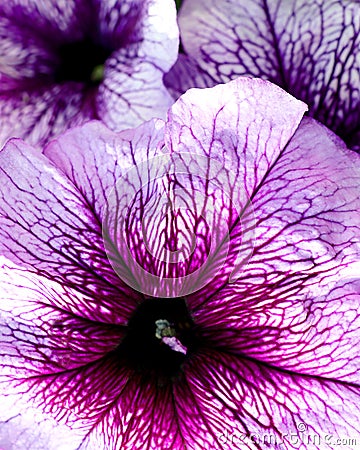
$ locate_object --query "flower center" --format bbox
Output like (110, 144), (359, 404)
(54, 38), (112, 85)
(117, 297), (196, 377)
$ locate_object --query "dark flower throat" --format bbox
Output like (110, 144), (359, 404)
(117, 298), (197, 377)
(54, 38), (112, 85)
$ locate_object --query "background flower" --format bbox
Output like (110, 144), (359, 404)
(0, 78), (359, 449)
(0, 0), (178, 148)
(165, 0), (360, 150)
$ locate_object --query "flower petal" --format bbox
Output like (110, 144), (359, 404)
(166, 77), (307, 196)
(178, 349), (360, 449)
(0, 411), (79, 450)
(0, 260), (125, 370)
(0, 340), (133, 449)
(93, 79), (306, 298)
(0, 272), (181, 448)
(193, 117), (360, 380)
(0, 83), (97, 148)
(0, 16), (54, 80)
(0, 138), (141, 312)
(164, 54), (216, 99)
(0, 0), (179, 147)
(200, 278), (360, 384)
(98, 0), (179, 130)
(0, 0), (98, 86)
(161, 78), (307, 297)
(178, 0), (360, 147)
(45, 119), (256, 298)
(103, 150), (250, 297)
(0, 261), (125, 449)
(44, 119), (165, 220)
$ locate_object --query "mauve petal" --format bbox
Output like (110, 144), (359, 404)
(89, 377), (183, 450)
(93, 0), (142, 46)
(0, 0), (111, 87)
(100, 147), (257, 297)
(179, 350), (360, 450)
(166, 77), (307, 197)
(200, 279), (360, 385)
(45, 121), (243, 297)
(0, 139), (141, 312)
(0, 84), (98, 148)
(44, 119), (165, 223)
(45, 120), (170, 297)
(0, 411), (79, 450)
(0, 263), (135, 449)
(102, 150), (191, 297)
(137, 0), (179, 74)
(98, 0), (179, 130)
(192, 118), (360, 378)
(0, 262), (125, 448)
(179, 0), (360, 148)
(164, 54), (216, 99)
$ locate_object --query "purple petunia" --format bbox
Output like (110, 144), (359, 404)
(0, 77), (360, 449)
(0, 0), (178, 148)
(165, 0), (360, 150)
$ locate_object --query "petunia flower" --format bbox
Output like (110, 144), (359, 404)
(165, 0), (360, 150)
(0, 0), (178, 148)
(0, 77), (360, 449)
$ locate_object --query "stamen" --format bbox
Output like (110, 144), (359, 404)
(155, 319), (176, 339)
(155, 319), (188, 354)
(162, 336), (187, 355)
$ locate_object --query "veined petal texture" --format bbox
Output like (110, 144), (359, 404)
(175, 0), (360, 149)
